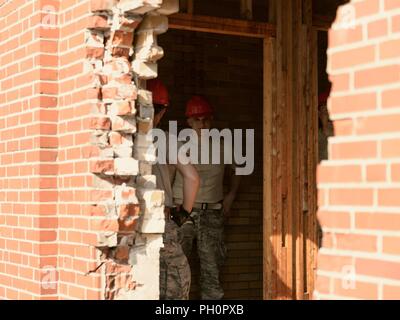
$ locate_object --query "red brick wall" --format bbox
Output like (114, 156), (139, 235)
(315, 0), (400, 299)
(0, 0), (62, 299)
(0, 0), (107, 300)
(57, 0), (101, 300)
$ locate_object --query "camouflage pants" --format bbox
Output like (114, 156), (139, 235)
(180, 209), (227, 300)
(159, 219), (191, 300)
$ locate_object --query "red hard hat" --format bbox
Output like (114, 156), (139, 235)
(185, 96), (213, 118)
(147, 79), (169, 106)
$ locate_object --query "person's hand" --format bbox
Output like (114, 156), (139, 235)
(170, 206), (191, 227)
(222, 192), (236, 217)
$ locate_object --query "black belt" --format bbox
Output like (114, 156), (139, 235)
(192, 202), (223, 210)
(174, 199), (223, 211)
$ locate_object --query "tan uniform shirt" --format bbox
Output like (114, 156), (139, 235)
(173, 141), (234, 204)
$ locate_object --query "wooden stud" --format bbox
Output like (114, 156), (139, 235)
(240, 0), (253, 20)
(307, 27), (319, 301)
(263, 36), (275, 300)
(293, 0), (304, 300)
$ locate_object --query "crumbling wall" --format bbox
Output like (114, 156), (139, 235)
(85, 0), (178, 300)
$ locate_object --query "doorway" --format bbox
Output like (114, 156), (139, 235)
(157, 29), (264, 299)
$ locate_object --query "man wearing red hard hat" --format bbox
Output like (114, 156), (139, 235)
(147, 79), (200, 300)
(173, 95), (242, 300)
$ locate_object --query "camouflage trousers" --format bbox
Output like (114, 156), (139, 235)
(159, 219), (191, 300)
(180, 209), (227, 300)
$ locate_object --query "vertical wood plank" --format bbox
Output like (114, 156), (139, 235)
(263, 36), (275, 300)
(307, 28), (319, 300)
(294, 0), (306, 299)
(284, 0), (294, 300)
(274, 0), (285, 299)
(302, 0), (319, 300)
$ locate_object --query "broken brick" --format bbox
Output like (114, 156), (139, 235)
(88, 116), (111, 130)
(91, 218), (119, 232)
(114, 245), (130, 260)
(102, 81), (137, 100)
(136, 14), (168, 35)
(90, 130), (110, 148)
(91, 0), (116, 12)
(132, 60), (158, 79)
(110, 30), (134, 47)
(137, 189), (164, 208)
(90, 102), (107, 115)
(114, 158), (139, 175)
(108, 100), (135, 116)
(118, 14), (142, 30)
(103, 58), (131, 77)
(90, 159), (114, 174)
(111, 47), (131, 58)
(115, 185), (138, 203)
(110, 115), (136, 133)
(87, 15), (110, 30)
(118, 0), (163, 15)
(86, 47), (105, 59)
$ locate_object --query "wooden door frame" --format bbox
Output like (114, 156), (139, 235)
(169, 12), (276, 300)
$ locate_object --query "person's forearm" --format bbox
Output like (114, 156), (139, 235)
(182, 174), (199, 212)
(176, 162), (200, 212)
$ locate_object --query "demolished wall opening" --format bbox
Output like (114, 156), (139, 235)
(157, 29), (264, 299)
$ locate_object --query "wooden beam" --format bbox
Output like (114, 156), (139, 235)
(263, 36), (275, 300)
(274, 0), (290, 300)
(240, 0), (253, 20)
(306, 27), (319, 301)
(293, 0), (304, 301)
(169, 13), (276, 38)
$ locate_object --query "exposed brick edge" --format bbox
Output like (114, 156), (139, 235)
(85, 0), (179, 300)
